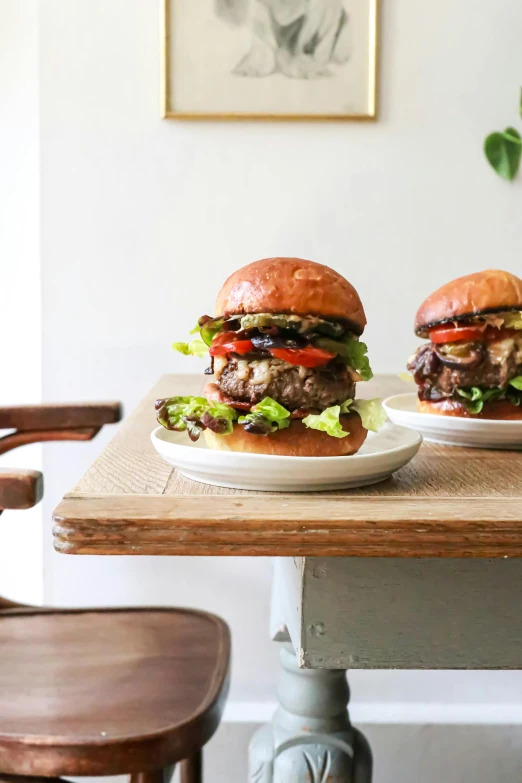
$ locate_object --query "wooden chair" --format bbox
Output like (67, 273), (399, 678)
(0, 404), (231, 783)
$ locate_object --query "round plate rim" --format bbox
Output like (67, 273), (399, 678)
(383, 393), (522, 428)
(151, 423), (422, 463)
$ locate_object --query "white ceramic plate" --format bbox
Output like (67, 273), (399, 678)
(383, 393), (522, 450)
(150, 423), (422, 492)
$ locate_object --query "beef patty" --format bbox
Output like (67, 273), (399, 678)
(408, 338), (522, 400)
(216, 356), (355, 411)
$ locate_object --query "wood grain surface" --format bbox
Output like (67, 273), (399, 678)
(0, 607), (230, 777)
(0, 402), (122, 456)
(0, 469), (43, 510)
(0, 402), (122, 431)
(52, 375), (522, 558)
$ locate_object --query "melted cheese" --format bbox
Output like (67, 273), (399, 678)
(513, 336), (522, 364)
(236, 359), (250, 381)
(213, 355), (228, 377)
(216, 355), (315, 385)
(488, 339), (515, 365)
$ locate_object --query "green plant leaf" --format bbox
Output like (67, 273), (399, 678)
(505, 127), (522, 143)
(484, 128), (522, 181)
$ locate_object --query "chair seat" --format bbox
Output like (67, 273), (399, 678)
(0, 608), (230, 777)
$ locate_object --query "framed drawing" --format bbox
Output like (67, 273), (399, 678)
(162, 0), (379, 121)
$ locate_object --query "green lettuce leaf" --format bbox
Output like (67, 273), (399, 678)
(303, 397), (385, 438)
(303, 406), (348, 438)
(481, 388), (508, 402)
(456, 387), (485, 414)
(155, 396), (238, 440)
(253, 397), (291, 427)
(156, 396), (208, 431)
(205, 402), (237, 434)
(456, 387), (483, 402)
(158, 392), (388, 442)
(503, 312), (522, 329)
(208, 402), (237, 420)
(455, 384), (521, 414)
(314, 336), (373, 381)
(172, 339), (208, 358)
(344, 337), (373, 381)
(238, 397), (291, 434)
(351, 398), (387, 432)
(461, 400), (483, 414)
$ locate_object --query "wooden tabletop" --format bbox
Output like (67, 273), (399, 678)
(53, 374), (522, 558)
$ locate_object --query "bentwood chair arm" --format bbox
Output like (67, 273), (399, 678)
(0, 774), (69, 783)
(0, 402), (122, 456)
(0, 468), (44, 610)
(0, 468), (43, 512)
(0, 403), (121, 608)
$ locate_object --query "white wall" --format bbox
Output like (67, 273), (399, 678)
(39, 0), (522, 714)
(0, 0), (42, 605)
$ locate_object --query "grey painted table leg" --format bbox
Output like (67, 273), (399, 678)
(249, 561), (372, 782)
(249, 645), (372, 782)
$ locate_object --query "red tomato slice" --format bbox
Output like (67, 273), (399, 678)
(269, 346), (335, 368)
(429, 324), (485, 344)
(209, 340), (253, 356)
(212, 331), (236, 345)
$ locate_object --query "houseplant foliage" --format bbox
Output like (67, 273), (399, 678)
(484, 88), (522, 181)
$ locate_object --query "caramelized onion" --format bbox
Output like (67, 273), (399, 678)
(433, 344), (484, 370)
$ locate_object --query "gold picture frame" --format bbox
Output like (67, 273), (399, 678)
(162, 0), (379, 121)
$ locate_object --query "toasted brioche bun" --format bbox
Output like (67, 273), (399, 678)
(215, 257), (366, 335)
(203, 413), (368, 457)
(415, 269), (522, 336)
(418, 398), (522, 420)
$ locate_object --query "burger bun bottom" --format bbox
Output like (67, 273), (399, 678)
(417, 398), (522, 420)
(203, 413), (368, 457)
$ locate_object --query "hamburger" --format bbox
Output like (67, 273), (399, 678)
(407, 269), (522, 419)
(156, 257), (385, 456)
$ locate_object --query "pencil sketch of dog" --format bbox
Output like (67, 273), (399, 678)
(215, 0), (352, 79)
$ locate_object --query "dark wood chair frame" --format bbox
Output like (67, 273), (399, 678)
(0, 403), (121, 610)
(0, 403), (225, 783)
(0, 403), (122, 456)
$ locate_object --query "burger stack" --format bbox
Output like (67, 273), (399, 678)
(157, 256), (385, 457)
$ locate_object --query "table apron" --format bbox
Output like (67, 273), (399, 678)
(275, 556), (522, 670)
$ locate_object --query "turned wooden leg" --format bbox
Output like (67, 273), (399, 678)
(130, 767), (174, 783)
(180, 750), (202, 783)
